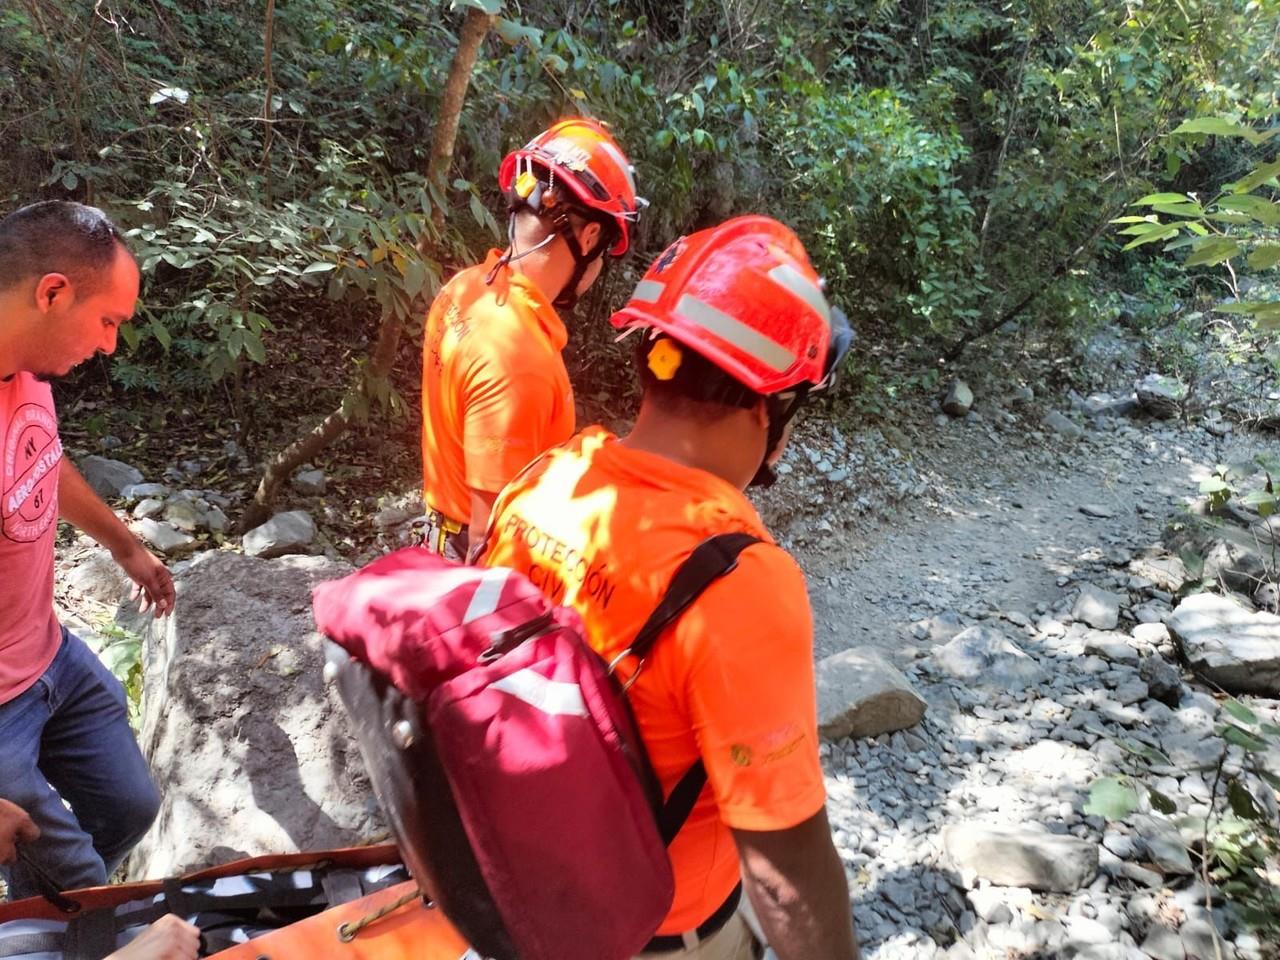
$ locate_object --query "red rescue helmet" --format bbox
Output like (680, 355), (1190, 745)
(498, 118), (642, 257)
(611, 215), (852, 396)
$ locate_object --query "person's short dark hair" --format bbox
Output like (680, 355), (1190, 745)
(634, 333), (762, 420)
(0, 201), (129, 295)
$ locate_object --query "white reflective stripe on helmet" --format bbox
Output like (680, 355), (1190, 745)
(592, 135), (637, 197)
(490, 668), (588, 717)
(631, 279), (665, 303)
(767, 263), (831, 327)
(675, 294), (796, 373)
(461, 568), (511, 625)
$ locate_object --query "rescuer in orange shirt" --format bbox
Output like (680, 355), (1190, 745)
(482, 216), (859, 959)
(419, 119), (643, 559)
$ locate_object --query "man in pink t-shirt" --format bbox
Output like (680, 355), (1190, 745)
(0, 201), (175, 900)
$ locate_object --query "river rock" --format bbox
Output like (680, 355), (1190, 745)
(1074, 585), (1122, 630)
(1083, 393), (1139, 418)
(79, 455), (144, 498)
(66, 549), (132, 605)
(134, 518), (196, 556)
(932, 626), (1047, 690)
(912, 611), (967, 643)
(126, 551), (377, 879)
(293, 469), (327, 496)
(162, 499), (203, 533)
(243, 510), (316, 559)
(1167, 593), (1280, 696)
(121, 483), (171, 503)
(1136, 374), (1186, 419)
(1133, 815), (1193, 875)
(1084, 631), (1139, 663)
(942, 824), (1099, 892)
(816, 649), (927, 739)
(1045, 410), (1085, 439)
(1139, 655), (1183, 707)
(943, 380), (974, 418)
(133, 497), (165, 520)
(1080, 503), (1117, 519)
(1139, 925), (1184, 960)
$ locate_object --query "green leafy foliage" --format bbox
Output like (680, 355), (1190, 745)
(2, 0), (1277, 417)
(1114, 115), (1280, 328)
(1087, 698), (1280, 938)
(83, 624), (144, 731)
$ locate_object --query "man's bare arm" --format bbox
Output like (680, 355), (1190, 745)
(733, 807), (860, 960)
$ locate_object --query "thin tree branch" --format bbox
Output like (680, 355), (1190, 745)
(261, 0), (276, 200)
(944, 201), (1123, 363)
(978, 38), (1032, 262)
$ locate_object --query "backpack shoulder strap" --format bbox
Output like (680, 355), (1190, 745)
(628, 532), (761, 845)
(630, 532), (760, 662)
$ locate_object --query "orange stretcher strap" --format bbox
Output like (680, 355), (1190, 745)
(210, 881), (470, 959)
(0, 844), (403, 923)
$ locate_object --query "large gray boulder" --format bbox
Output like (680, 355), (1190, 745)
(1167, 592), (1280, 696)
(816, 649), (926, 739)
(1172, 591), (1280, 696)
(79, 456), (144, 498)
(243, 510), (316, 559)
(931, 625), (1047, 690)
(943, 824), (1099, 892)
(126, 551), (380, 879)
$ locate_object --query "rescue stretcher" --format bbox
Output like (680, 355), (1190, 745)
(0, 844), (476, 959)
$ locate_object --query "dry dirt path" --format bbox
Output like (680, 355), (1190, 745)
(795, 416), (1262, 663)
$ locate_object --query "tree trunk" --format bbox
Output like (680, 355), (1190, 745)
(420, 6), (494, 252)
(239, 8), (492, 532)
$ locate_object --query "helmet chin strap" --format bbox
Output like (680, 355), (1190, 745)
(749, 390), (809, 488)
(484, 214), (557, 285)
(486, 209), (610, 311)
(550, 213), (609, 311)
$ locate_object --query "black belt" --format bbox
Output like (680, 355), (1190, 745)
(643, 883), (741, 953)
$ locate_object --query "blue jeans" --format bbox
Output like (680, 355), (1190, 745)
(0, 627), (159, 899)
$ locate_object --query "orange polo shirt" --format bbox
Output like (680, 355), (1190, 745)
(482, 427), (826, 935)
(421, 251), (575, 524)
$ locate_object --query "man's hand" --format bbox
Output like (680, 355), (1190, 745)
(113, 542), (175, 617)
(0, 799), (40, 864)
(58, 461), (175, 617)
(106, 915), (200, 960)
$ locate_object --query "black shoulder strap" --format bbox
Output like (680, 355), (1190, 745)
(631, 532), (761, 845)
(631, 532), (760, 662)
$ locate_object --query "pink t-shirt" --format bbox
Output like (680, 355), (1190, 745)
(0, 372), (62, 704)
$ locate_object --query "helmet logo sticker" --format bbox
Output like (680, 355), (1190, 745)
(653, 240), (685, 274)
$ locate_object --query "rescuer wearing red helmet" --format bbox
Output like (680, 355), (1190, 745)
(481, 216), (859, 959)
(419, 118), (644, 558)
